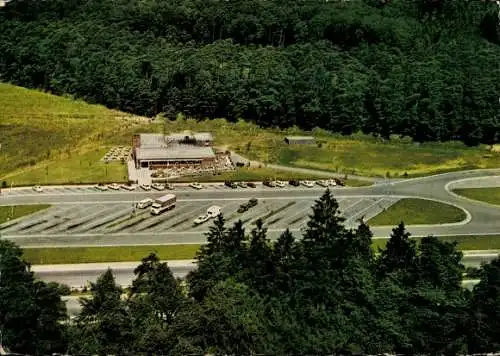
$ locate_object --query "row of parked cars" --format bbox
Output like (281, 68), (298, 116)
(263, 178), (345, 188)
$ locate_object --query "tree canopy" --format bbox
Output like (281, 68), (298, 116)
(3, 190), (500, 354)
(0, 0), (499, 144)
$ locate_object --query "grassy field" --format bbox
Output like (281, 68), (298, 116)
(2, 83), (499, 186)
(0, 83), (153, 186)
(369, 198), (467, 226)
(163, 117), (500, 178)
(372, 235), (500, 251)
(453, 188), (500, 206)
(23, 233), (500, 265)
(0, 204), (51, 224)
(169, 167), (371, 186)
(23, 244), (201, 265)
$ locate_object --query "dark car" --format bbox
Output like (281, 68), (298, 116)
(224, 180), (237, 188)
(247, 182), (256, 188)
(289, 179), (300, 186)
(248, 198), (258, 207)
(334, 178), (345, 186)
(263, 179), (275, 187)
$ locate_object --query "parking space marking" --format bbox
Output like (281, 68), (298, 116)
(76, 205), (134, 233)
(276, 200), (317, 228)
(159, 203), (215, 232)
(133, 204), (196, 232)
(56, 205), (121, 233)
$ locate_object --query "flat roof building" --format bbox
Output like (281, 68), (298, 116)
(284, 136), (315, 145)
(133, 133), (216, 169)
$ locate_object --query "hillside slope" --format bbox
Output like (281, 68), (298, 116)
(0, 83), (149, 185)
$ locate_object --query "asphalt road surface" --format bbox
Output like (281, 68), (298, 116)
(1, 170), (500, 247)
(32, 260), (195, 288)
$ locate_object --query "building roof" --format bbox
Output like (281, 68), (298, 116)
(135, 145), (215, 161)
(285, 136), (315, 141)
(138, 133), (166, 147)
(166, 132), (213, 142)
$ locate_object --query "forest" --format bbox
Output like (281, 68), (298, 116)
(0, 0), (500, 144)
(2, 190), (500, 355)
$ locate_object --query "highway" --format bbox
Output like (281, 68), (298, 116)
(1, 170), (500, 247)
(32, 251), (499, 291)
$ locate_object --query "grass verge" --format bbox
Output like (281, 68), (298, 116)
(369, 198), (466, 226)
(372, 235), (500, 251)
(0, 205), (51, 224)
(23, 244), (201, 265)
(169, 167), (372, 186)
(453, 188), (500, 206)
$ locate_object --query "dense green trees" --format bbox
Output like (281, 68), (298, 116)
(5, 190), (500, 353)
(0, 0), (499, 143)
(0, 239), (67, 355)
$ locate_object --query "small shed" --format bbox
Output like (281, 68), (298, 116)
(284, 136), (315, 145)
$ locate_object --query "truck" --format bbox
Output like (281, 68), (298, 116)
(150, 194), (176, 215)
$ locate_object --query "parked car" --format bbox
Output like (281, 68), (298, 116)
(189, 182), (203, 190)
(246, 182), (257, 188)
(193, 214), (210, 225)
(327, 179), (337, 187)
(165, 183), (175, 190)
(108, 183), (120, 190)
(120, 183), (136, 191)
(301, 180), (315, 188)
(237, 181), (247, 188)
(288, 180), (300, 186)
(224, 180), (238, 189)
(32, 185), (44, 193)
(151, 183), (165, 191)
(334, 177), (346, 186)
(238, 198), (258, 213)
(140, 184), (151, 191)
(137, 198), (154, 209)
(207, 205), (222, 218)
(95, 184), (108, 191)
(263, 179), (276, 187)
(316, 180), (329, 187)
(275, 180), (286, 188)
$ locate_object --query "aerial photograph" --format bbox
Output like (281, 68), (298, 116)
(0, 0), (500, 354)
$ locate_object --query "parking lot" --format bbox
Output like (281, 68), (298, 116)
(0, 185), (399, 237)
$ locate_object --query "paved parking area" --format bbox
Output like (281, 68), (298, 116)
(0, 194), (399, 237)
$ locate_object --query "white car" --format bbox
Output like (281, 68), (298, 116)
(95, 184), (108, 191)
(120, 184), (136, 191)
(137, 198), (154, 209)
(207, 205), (222, 218)
(275, 181), (286, 188)
(108, 183), (120, 190)
(151, 183), (165, 191)
(189, 182), (203, 190)
(140, 184), (151, 191)
(301, 180), (315, 188)
(316, 180), (329, 187)
(193, 214), (210, 225)
(32, 185), (44, 193)
(327, 179), (337, 186)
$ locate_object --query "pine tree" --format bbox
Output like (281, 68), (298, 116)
(468, 258), (500, 353)
(72, 269), (132, 355)
(377, 222), (417, 280)
(0, 239), (67, 355)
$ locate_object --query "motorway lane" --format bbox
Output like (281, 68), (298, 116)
(33, 252), (498, 290)
(32, 260), (195, 288)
